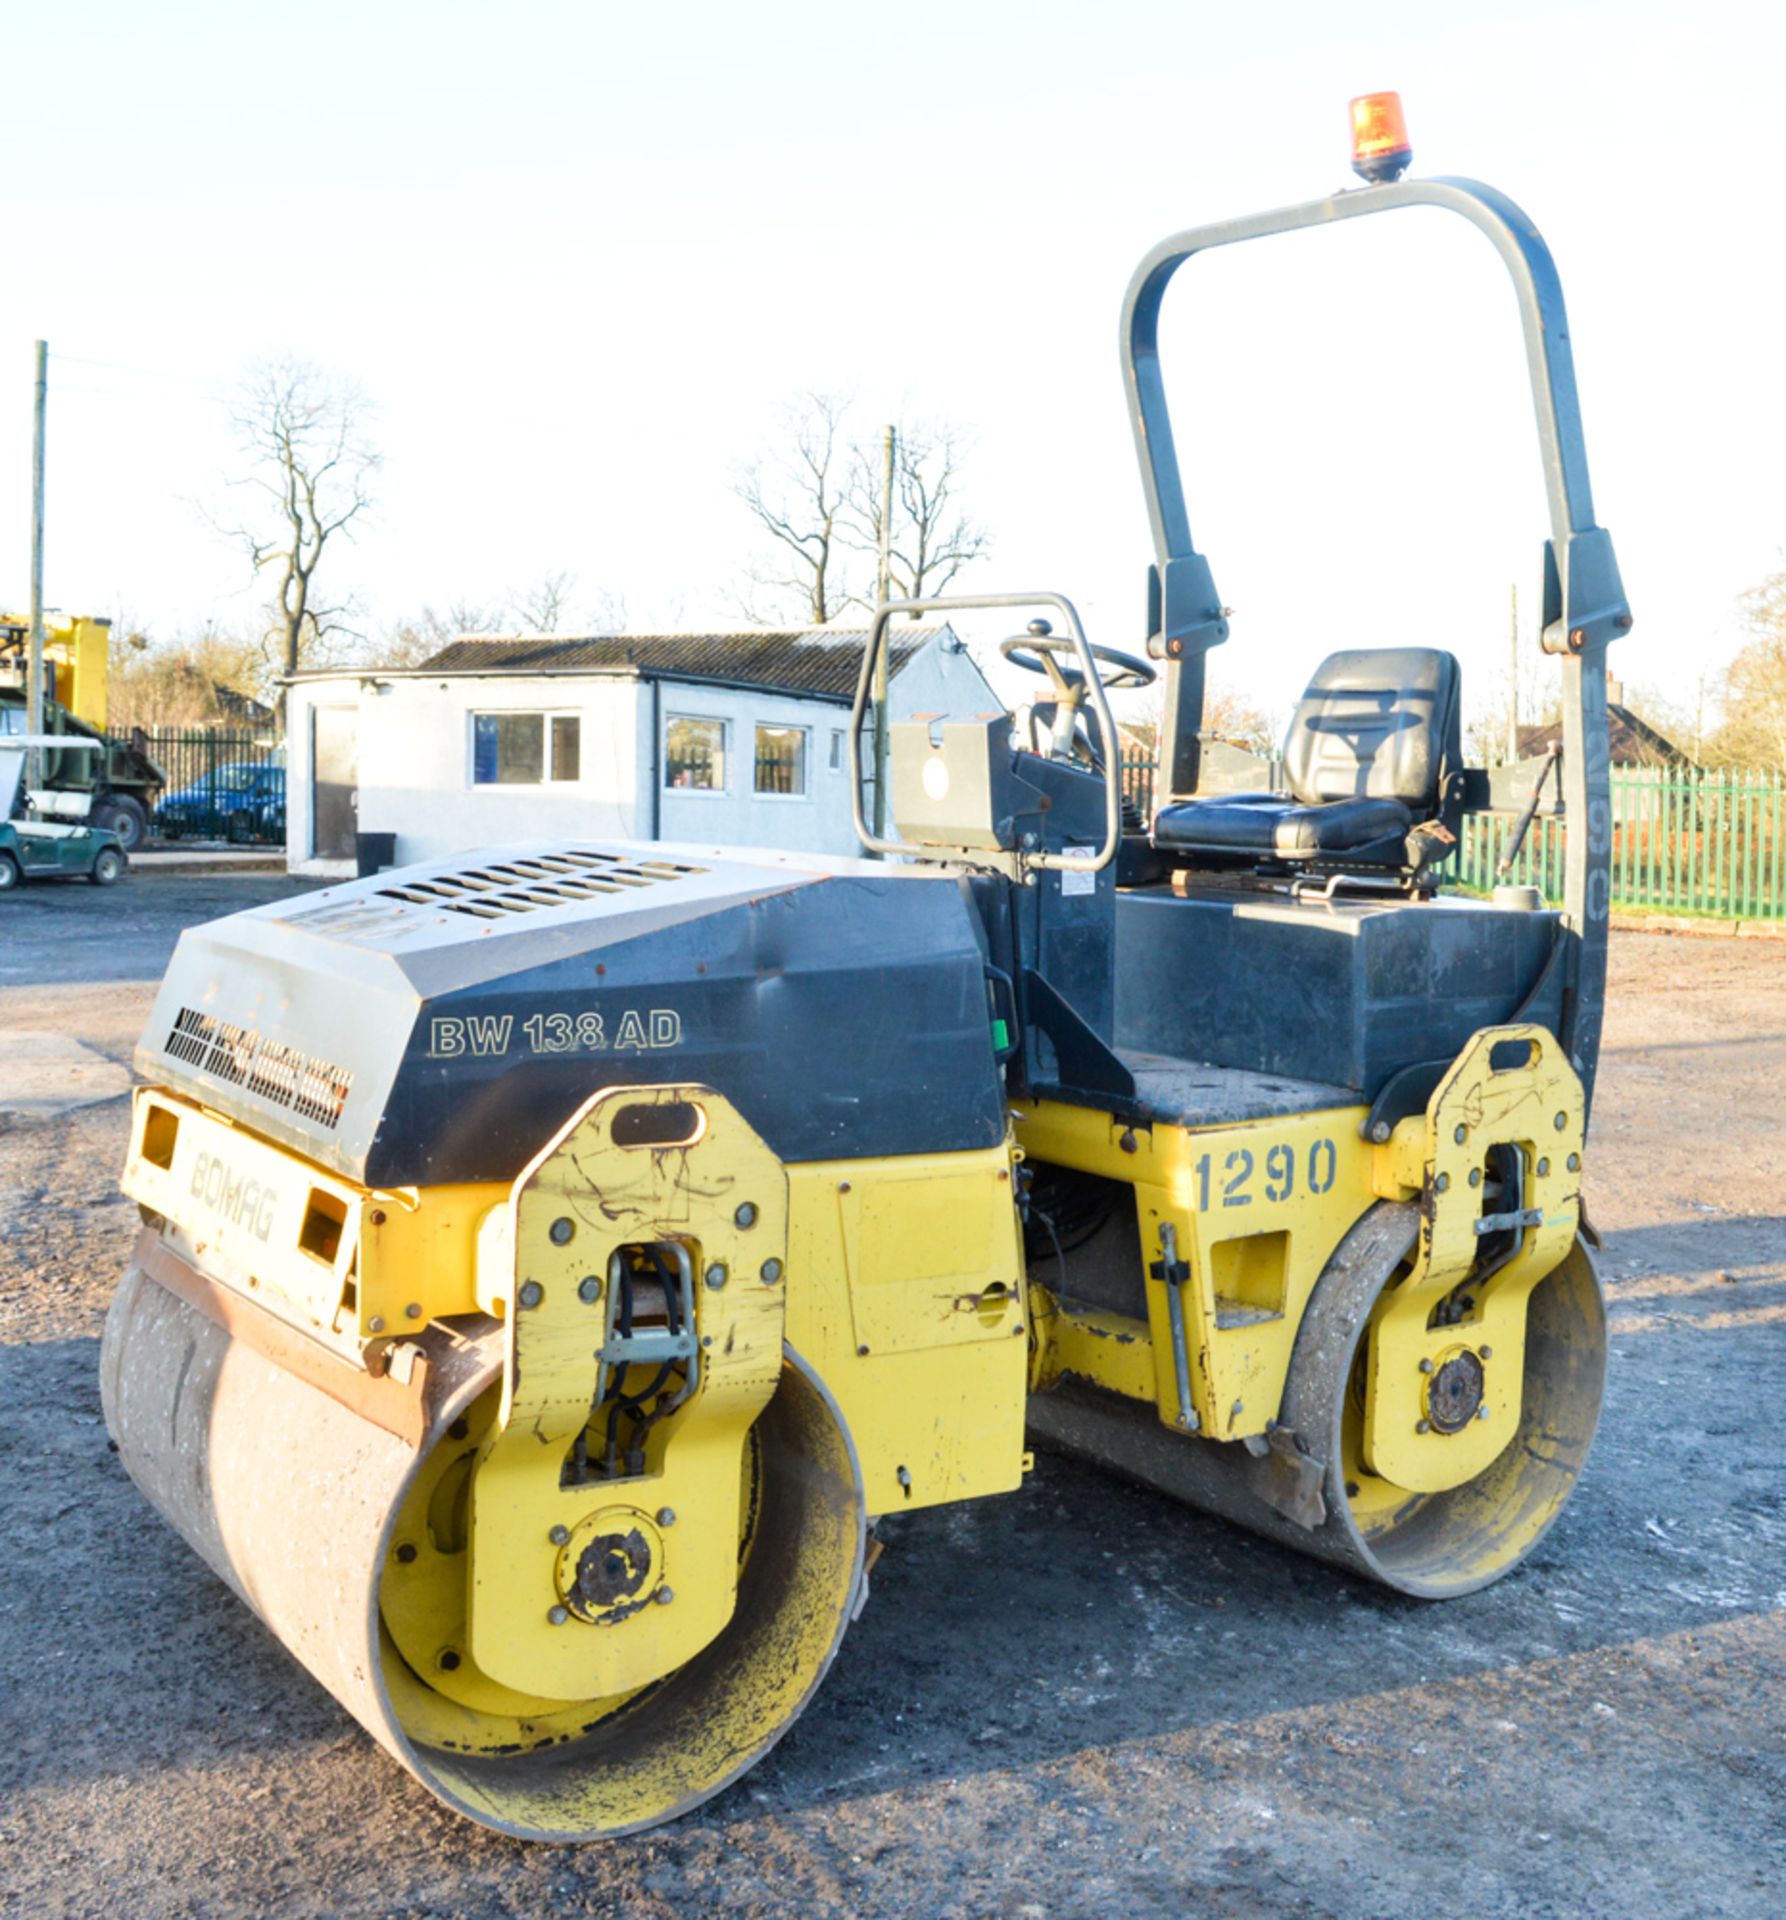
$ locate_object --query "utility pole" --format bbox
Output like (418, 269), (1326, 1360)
(26, 340), (47, 790)
(871, 423), (895, 839)
(1506, 581), (1519, 765)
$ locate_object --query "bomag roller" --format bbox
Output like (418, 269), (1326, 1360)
(104, 99), (1628, 1841)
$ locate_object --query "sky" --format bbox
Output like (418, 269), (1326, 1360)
(5, 0), (1784, 740)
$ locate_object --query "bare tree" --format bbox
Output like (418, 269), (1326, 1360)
(733, 394), (852, 624)
(444, 596), (505, 637)
(378, 580), (624, 667)
(735, 398), (991, 625)
(220, 359), (380, 691)
(842, 423), (989, 612)
(109, 619), (272, 728)
(379, 600), (505, 669)
(511, 571), (577, 634)
(1123, 678), (1279, 775)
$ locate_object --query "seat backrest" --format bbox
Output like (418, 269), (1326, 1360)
(1281, 648), (1461, 810)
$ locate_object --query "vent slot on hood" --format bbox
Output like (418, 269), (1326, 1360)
(165, 1007), (354, 1129)
(375, 848), (707, 920)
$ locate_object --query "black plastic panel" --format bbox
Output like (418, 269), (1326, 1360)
(1113, 886), (1561, 1099)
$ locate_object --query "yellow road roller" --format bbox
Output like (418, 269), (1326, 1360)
(104, 97), (1627, 1840)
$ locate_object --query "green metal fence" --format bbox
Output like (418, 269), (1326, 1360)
(1457, 766), (1786, 920)
(1120, 753), (1156, 819)
(112, 726), (286, 844)
(1119, 757), (1786, 921)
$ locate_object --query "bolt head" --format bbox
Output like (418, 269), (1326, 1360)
(857, 1343), (870, 1357)
(1477, 1405), (1491, 1421)
(1567, 1153), (1581, 1172)
(404, 1302), (421, 1320)
(549, 1524), (570, 1546)
(705, 1263), (728, 1290)
(734, 1202), (758, 1229)
(656, 1507), (677, 1527)
(1454, 1124), (1468, 1145)
(1468, 1168), (1482, 1188)
(1434, 1172), (1450, 1194)
(518, 1280), (543, 1310)
(1537, 1157), (1550, 1177)
(549, 1216), (575, 1245)
(655, 1586), (675, 1606)
(1416, 1419), (1431, 1434)
(1480, 1346), (1493, 1360)
(1370, 1121), (1391, 1144)
(547, 1605), (570, 1626)
(759, 1258), (784, 1285)
(368, 1315), (386, 1334)
(578, 1274), (603, 1304)
(1418, 1357), (1435, 1374)
(1554, 1112), (1568, 1131)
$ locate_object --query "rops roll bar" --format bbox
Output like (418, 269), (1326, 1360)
(1121, 175), (1631, 1109)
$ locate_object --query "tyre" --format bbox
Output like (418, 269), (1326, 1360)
(93, 794), (148, 852)
(227, 809), (254, 845)
(0, 852), (20, 892)
(90, 847), (126, 886)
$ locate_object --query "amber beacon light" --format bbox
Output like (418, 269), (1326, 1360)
(1349, 91), (1412, 184)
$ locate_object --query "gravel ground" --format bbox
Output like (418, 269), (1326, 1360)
(0, 873), (1781, 1920)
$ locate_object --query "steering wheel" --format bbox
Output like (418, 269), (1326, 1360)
(998, 619), (1156, 697)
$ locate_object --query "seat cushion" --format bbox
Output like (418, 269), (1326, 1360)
(1153, 791), (1412, 858)
(1283, 648), (1460, 809)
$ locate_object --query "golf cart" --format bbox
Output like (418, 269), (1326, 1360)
(0, 736), (128, 891)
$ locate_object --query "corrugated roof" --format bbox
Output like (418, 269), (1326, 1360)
(414, 627), (942, 699)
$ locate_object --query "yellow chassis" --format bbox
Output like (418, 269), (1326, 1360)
(120, 1021), (1581, 1700)
(1017, 1023), (1584, 1492)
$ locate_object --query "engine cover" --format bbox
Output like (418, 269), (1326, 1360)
(135, 840), (1006, 1185)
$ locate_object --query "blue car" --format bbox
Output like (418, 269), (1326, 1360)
(156, 763), (286, 843)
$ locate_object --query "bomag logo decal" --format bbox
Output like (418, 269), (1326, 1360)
(428, 1009), (683, 1059)
(189, 1152), (280, 1243)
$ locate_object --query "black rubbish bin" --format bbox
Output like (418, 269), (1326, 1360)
(355, 831), (397, 877)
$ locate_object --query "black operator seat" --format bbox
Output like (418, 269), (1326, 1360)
(1152, 647), (1462, 868)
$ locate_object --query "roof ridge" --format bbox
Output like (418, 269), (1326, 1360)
(402, 625), (954, 698)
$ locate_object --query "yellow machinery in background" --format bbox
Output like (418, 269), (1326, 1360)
(0, 610), (111, 727)
(103, 98), (1625, 1840)
(0, 612), (164, 846)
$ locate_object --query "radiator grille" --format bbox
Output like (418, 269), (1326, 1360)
(165, 1008), (354, 1129)
(376, 848), (708, 920)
